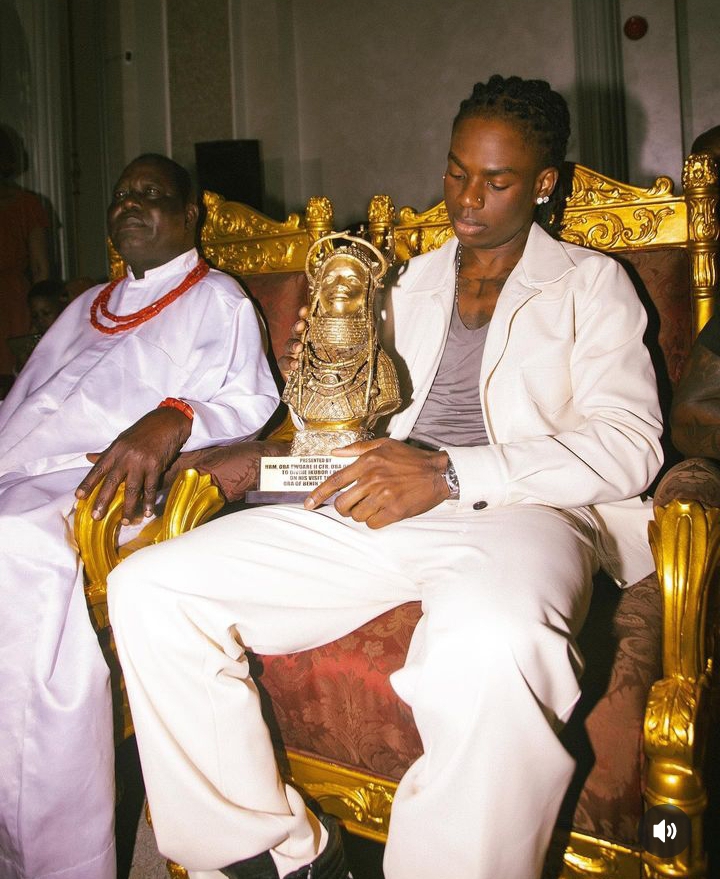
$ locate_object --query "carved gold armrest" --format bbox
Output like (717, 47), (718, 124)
(644, 495), (720, 878)
(75, 469), (225, 630)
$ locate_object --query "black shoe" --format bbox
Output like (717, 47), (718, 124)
(220, 811), (353, 879)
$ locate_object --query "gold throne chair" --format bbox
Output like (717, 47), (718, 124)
(77, 157), (720, 879)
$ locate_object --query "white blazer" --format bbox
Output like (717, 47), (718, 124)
(378, 223), (664, 585)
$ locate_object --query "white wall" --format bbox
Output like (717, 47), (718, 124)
(235, 0), (576, 227)
(617, 0), (720, 187)
(229, 0), (302, 219)
(680, 0), (720, 152)
(116, 0), (171, 165)
(231, 0), (719, 224)
(619, 0), (684, 186)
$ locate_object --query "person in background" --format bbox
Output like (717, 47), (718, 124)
(0, 124), (51, 375)
(5, 279), (92, 379)
(0, 153), (279, 879)
(692, 124), (720, 163)
(27, 278), (68, 334)
(671, 318), (720, 460)
(107, 77), (662, 879)
(668, 125), (720, 459)
(65, 275), (97, 302)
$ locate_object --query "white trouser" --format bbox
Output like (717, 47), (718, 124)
(108, 500), (598, 879)
(0, 469), (116, 879)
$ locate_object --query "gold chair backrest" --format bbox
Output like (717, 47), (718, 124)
(107, 191), (334, 278)
(368, 156), (719, 338)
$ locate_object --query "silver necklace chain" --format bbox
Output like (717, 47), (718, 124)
(455, 243), (463, 303)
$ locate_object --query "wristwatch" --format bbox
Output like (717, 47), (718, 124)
(443, 457), (460, 499)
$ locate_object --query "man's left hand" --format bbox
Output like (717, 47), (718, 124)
(75, 407), (193, 523)
(304, 438), (450, 528)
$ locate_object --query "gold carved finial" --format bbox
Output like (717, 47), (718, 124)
(368, 195), (396, 256)
(305, 195), (334, 241)
(683, 152), (720, 190)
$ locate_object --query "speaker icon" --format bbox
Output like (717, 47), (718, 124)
(652, 819), (677, 843)
(641, 805), (690, 857)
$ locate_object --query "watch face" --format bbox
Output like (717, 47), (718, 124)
(444, 461), (460, 497)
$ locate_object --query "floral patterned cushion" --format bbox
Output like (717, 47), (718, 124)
(255, 604), (423, 780)
(241, 271), (309, 366)
(254, 571), (662, 846)
(653, 457), (720, 507)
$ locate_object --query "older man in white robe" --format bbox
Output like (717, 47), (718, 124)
(0, 153), (279, 879)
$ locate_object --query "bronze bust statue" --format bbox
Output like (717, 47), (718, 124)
(283, 233), (401, 455)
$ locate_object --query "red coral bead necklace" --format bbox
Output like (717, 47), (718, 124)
(90, 259), (209, 335)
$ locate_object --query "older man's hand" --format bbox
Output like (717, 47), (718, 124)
(163, 439), (291, 503)
(75, 407), (192, 523)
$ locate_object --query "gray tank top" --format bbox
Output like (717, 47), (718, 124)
(408, 301), (489, 449)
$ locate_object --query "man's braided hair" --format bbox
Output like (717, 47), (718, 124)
(453, 75), (571, 233)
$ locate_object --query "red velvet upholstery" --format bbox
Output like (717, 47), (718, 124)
(558, 574), (662, 842)
(240, 271), (309, 366)
(254, 575), (663, 846)
(257, 604), (423, 781)
(615, 248), (692, 388)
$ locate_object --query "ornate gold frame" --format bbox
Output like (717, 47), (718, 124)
(200, 193), (334, 275)
(644, 498), (720, 879)
(108, 192), (334, 279)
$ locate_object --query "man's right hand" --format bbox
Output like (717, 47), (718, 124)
(75, 407), (192, 524)
(304, 439), (450, 528)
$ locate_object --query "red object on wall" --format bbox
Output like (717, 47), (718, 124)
(624, 16), (649, 40)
